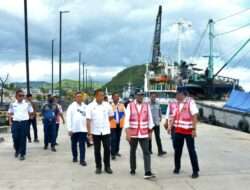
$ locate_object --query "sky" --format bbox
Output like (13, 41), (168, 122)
(0, 0), (249, 89)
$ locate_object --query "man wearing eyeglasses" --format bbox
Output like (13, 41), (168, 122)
(8, 89), (34, 161)
(66, 92), (88, 166)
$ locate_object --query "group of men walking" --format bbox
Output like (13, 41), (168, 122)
(8, 90), (64, 160)
(8, 87), (200, 179)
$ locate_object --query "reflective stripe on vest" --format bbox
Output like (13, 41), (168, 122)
(170, 98), (193, 134)
(128, 102), (149, 136)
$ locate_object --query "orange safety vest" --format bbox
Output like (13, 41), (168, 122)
(127, 102), (150, 137)
(110, 103), (125, 128)
(169, 98), (193, 135)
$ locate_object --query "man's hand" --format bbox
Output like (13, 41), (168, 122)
(192, 130), (197, 138)
(88, 134), (93, 143)
(164, 121), (168, 130)
(167, 127), (172, 135)
(68, 131), (73, 137)
(126, 130), (131, 143)
(149, 130), (152, 139)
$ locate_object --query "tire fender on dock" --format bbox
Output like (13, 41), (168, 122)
(238, 119), (250, 133)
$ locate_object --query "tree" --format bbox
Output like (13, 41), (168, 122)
(0, 74), (9, 105)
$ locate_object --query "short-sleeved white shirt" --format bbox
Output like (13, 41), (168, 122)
(66, 102), (87, 133)
(8, 100), (33, 121)
(86, 100), (113, 135)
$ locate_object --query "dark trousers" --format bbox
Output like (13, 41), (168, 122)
(11, 121), (29, 156)
(171, 128), (176, 150)
(149, 125), (164, 153)
(55, 123), (59, 142)
(130, 138), (151, 173)
(43, 120), (56, 147)
(27, 117), (38, 141)
(93, 134), (111, 169)
(174, 133), (200, 173)
(110, 124), (123, 156)
(71, 132), (87, 162)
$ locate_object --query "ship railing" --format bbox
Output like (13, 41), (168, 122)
(214, 75), (239, 85)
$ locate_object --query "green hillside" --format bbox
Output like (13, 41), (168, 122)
(46, 79), (103, 91)
(104, 64), (146, 93)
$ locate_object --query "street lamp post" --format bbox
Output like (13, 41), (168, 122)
(59, 10), (70, 100)
(82, 61), (85, 90)
(51, 39), (54, 95)
(78, 52), (81, 91)
(85, 68), (88, 91)
(24, 0), (30, 94)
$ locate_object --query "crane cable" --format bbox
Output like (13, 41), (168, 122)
(215, 22), (250, 37)
(192, 23), (209, 57)
(215, 8), (250, 23)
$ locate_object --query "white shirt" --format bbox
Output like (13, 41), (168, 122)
(66, 101), (87, 133)
(124, 100), (154, 138)
(165, 97), (198, 119)
(8, 100), (33, 121)
(86, 100), (113, 135)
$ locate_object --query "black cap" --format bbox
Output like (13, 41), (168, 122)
(176, 86), (187, 95)
(136, 89), (145, 95)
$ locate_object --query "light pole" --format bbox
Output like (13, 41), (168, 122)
(59, 10), (70, 100)
(82, 61), (85, 90)
(78, 52), (81, 91)
(24, 0), (30, 94)
(85, 68), (88, 90)
(51, 39), (54, 95)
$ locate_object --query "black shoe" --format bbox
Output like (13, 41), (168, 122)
(0, 137), (4, 143)
(34, 139), (39, 143)
(191, 172), (199, 179)
(51, 147), (57, 152)
(95, 168), (102, 174)
(144, 171), (156, 179)
(80, 161), (87, 166)
(149, 151), (153, 154)
(55, 142), (59, 146)
(14, 152), (19, 158)
(111, 155), (116, 160)
(116, 153), (122, 157)
(130, 170), (136, 176)
(105, 167), (113, 174)
(28, 139), (32, 143)
(44, 145), (48, 150)
(158, 151), (167, 156)
(20, 155), (25, 161)
(173, 169), (180, 174)
(72, 158), (78, 163)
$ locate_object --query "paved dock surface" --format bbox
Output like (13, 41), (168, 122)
(0, 120), (250, 190)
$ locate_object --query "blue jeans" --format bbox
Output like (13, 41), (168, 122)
(71, 132), (87, 162)
(11, 121), (29, 156)
(43, 119), (56, 147)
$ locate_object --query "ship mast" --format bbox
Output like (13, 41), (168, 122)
(208, 19), (215, 80)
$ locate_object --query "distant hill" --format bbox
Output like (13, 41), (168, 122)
(11, 80), (103, 91)
(104, 64), (146, 93)
(49, 79), (103, 90)
(11, 81), (50, 89)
